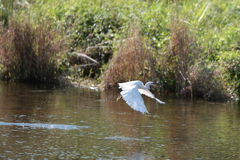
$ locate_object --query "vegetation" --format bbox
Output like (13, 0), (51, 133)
(0, 18), (65, 83)
(0, 0), (239, 99)
(102, 26), (155, 88)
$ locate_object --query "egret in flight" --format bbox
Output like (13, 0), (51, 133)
(118, 80), (165, 114)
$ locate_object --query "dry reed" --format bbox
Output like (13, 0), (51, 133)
(169, 18), (197, 95)
(101, 27), (155, 89)
(0, 19), (64, 83)
(162, 18), (227, 99)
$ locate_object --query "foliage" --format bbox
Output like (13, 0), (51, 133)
(0, 18), (65, 83)
(101, 27), (155, 89)
(0, 0), (239, 99)
(220, 51), (240, 96)
(187, 62), (227, 100)
(0, 0), (14, 26)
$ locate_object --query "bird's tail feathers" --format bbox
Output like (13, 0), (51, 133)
(142, 110), (150, 114)
(154, 98), (165, 104)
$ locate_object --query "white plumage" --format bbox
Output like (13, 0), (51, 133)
(118, 80), (165, 114)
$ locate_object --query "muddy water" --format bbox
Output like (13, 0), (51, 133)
(0, 81), (240, 159)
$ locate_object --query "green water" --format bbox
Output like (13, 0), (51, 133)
(0, 82), (240, 159)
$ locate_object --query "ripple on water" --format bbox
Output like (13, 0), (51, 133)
(104, 136), (145, 142)
(0, 121), (89, 130)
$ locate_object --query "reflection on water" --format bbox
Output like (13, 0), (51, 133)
(0, 121), (89, 130)
(0, 81), (240, 159)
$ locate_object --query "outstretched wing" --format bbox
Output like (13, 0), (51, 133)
(119, 82), (149, 114)
(138, 89), (165, 104)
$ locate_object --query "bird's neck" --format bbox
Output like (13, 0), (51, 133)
(138, 84), (147, 90)
(144, 85), (150, 90)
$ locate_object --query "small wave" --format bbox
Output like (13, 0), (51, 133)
(104, 136), (144, 141)
(0, 121), (89, 130)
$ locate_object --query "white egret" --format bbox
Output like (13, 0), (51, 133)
(118, 80), (165, 114)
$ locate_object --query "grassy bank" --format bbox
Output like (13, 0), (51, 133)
(0, 0), (239, 99)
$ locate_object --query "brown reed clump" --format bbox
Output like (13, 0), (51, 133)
(0, 19), (65, 83)
(169, 18), (197, 94)
(186, 63), (228, 100)
(162, 17), (227, 99)
(101, 27), (155, 89)
(155, 18), (197, 96)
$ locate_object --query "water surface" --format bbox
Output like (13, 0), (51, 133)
(0, 81), (240, 159)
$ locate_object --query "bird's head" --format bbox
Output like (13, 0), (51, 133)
(145, 81), (158, 89)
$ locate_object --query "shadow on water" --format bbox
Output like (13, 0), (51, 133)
(0, 81), (240, 159)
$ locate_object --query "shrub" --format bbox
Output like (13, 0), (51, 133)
(154, 18), (228, 99)
(0, 18), (65, 83)
(154, 18), (197, 96)
(220, 51), (240, 96)
(101, 26), (155, 89)
(187, 62), (228, 100)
